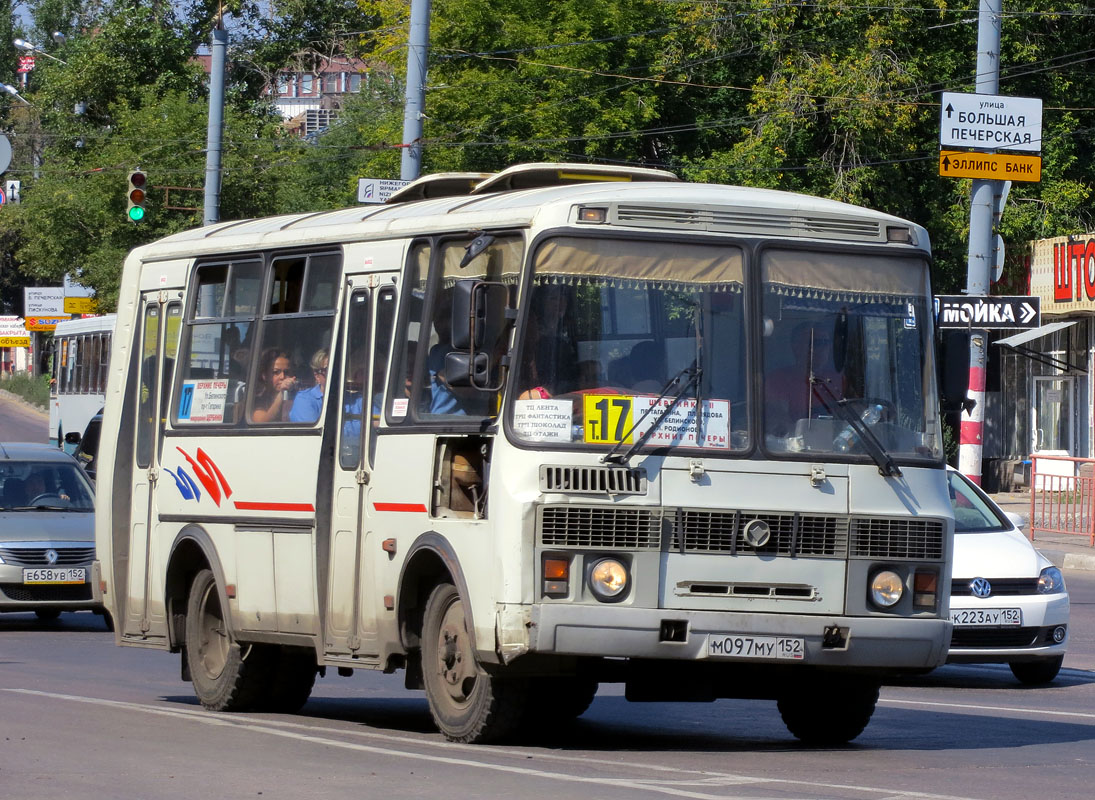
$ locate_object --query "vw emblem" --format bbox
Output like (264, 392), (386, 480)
(743, 519), (772, 548)
(969, 577), (992, 598)
(45, 549), (59, 565)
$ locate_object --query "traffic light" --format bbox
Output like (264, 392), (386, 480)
(126, 170), (147, 221)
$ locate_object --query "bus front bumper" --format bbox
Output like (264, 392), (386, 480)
(528, 603), (951, 670)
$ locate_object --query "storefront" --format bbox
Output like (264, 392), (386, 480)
(981, 233), (1094, 490)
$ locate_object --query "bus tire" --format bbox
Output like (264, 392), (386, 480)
(526, 677), (598, 729)
(261, 648), (317, 713)
(421, 582), (527, 743)
(1010, 655), (1063, 685)
(185, 568), (272, 711)
(777, 677), (879, 745)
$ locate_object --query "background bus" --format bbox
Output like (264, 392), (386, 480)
(50, 315), (116, 449)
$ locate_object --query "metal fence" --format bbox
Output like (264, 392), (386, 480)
(1029, 454), (1095, 546)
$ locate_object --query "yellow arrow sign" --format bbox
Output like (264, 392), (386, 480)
(939, 150), (1041, 182)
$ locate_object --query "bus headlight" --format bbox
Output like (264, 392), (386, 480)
(869, 569), (904, 608)
(589, 558), (629, 601)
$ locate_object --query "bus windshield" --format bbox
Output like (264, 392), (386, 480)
(761, 249), (941, 462)
(511, 235), (748, 452)
(509, 236), (940, 463)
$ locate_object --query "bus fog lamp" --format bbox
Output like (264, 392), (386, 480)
(869, 569), (904, 608)
(589, 558), (628, 600)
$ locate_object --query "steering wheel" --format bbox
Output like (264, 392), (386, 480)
(28, 493), (65, 506)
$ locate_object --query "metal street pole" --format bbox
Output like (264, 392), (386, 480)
(400, 0), (431, 181)
(957, 0), (1003, 485)
(203, 23), (227, 226)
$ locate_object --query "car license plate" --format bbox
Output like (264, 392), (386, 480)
(707, 634), (805, 660)
(22, 567), (86, 585)
(950, 608), (1022, 627)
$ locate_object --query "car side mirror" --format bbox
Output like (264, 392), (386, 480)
(64, 431), (81, 445)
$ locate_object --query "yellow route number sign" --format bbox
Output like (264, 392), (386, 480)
(939, 150), (1041, 182)
(583, 394), (634, 444)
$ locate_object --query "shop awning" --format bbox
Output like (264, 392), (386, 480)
(994, 320), (1077, 349)
(994, 320), (1084, 373)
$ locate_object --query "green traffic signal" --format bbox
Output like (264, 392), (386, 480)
(126, 170), (147, 222)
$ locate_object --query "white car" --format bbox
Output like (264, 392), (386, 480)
(947, 467), (1069, 683)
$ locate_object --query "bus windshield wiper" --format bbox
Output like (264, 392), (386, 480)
(603, 361), (702, 466)
(811, 381), (902, 478)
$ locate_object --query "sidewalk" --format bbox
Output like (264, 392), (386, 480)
(987, 488), (1095, 572)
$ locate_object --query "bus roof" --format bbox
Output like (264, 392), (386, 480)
(135, 176), (929, 261)
(52, 314), (117, 336)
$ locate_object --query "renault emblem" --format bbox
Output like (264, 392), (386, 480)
(969, 577), (992, 598)
(45, 548), (59, 565)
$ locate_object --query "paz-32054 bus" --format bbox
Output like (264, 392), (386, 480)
(94, 163), (954, 744)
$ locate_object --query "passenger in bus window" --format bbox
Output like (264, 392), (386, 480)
(766, 322), (842, 436)
(289, 348), (329, 423)
(424, 300), (466, 415)
(518, 285), (578, 399)
(252, 348), (297, 422)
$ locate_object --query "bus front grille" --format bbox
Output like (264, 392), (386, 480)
(538, 505), (663, 549)
(849, 518), (945, 560)
(672, 511), (848, 557)
(540, 465), (647, 495)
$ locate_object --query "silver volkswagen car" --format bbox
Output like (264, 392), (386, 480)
(0, 442), (100, 621)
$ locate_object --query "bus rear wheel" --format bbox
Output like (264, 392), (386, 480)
(421, 582), (527, 743)
(185, 568), (272, 711)
(777, 676), (879, 745)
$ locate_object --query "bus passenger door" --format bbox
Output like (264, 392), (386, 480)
(324, 280), (396, 658)
(123, 294), (179, 640)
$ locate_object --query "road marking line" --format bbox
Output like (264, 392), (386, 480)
(881, 697), (1095, 720)
(3, 688), (981, 800)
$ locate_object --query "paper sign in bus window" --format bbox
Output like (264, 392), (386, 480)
(177, 380), (229, 424)
(514, 399), (574, 442)
(583, 393), (729, 448)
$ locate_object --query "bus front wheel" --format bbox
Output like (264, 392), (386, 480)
(185, 568), (271, 711)
(421, 582), (526, 743)
(777, 676), (879, 745)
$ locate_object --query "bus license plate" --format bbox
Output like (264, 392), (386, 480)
(22, 568), (86, 585)
(951, 608), (1022, 627)
(707, 634), (805, 660)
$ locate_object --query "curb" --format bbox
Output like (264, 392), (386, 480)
(1064, 552), (1095, 572)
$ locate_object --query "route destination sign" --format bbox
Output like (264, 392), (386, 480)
(940, 92), (1042, 153)
(936, 295), (1040, 330)
(939, 150), (1041, 182)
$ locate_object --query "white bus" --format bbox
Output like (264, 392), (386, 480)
(50, 314), (117, 449)
(94, 163), (955, 745)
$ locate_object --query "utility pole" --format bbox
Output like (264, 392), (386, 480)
(957, 0), (1003, 485)
(203, 18), (227, 226)
(400, 0), (431, 181)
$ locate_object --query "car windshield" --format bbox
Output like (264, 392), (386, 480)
(0, 461), (95, 511)
(948, 471), (1008, 532)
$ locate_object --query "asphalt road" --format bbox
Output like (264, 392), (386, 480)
(2, 569), (1094, 800)
(0, 390), (48, 443)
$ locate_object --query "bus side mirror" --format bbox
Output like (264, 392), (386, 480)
(938, 330), (970, 414)
(451, 279), (507, 351)
(444, 351), (491, 388)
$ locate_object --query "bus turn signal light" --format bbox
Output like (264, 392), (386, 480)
(543, 557), (569, 596)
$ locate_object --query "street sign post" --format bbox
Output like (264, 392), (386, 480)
(939, 150), (1041, 182)
(940, 91), (1043, 152)
(936, 295), (1041, 330)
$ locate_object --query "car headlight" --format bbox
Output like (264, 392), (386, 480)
(589, 558), (629, 601)
(1037, 566), (1065, 594)
(870, 569), (904, 608)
